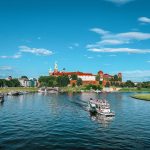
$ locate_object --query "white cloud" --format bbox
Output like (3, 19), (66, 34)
(105, 0), (134, 5)
(99, 39), (125, 45)
(122, 70), (150, 81)
(90, 27), (150, 42)
(87, 39), (126, 48)
(116, 32), (150, 40)
(19, 46), (53, 56)
(88, 48), (150, 53)
(87, 27), (150, 54)
(0, 53), (21, 59)
(138, 17), (150, 24)
(90, 28), (109, 35)
(0, 66), (13, 71)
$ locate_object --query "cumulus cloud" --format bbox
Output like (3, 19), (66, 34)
(105, 0), (134, 5)
(88, 48), (150, 53)
(19, 46), (53, 56)
(116, 32), (150, 40)
(87, 27), (150, 54)
(90, 28), (109, 35)
(90, 27), (150, 43)
(138, 17), (150, 24)
(0, 54), (21, 59)
(87, 39), (126, 48)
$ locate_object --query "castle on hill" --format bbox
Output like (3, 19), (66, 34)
(49, 62), (122, 86)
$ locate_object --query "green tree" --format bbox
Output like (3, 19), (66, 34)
(71, 74), (78, 80)
(114, 75), (119, 81)
(38, 76), (57, 87)
(21, 76), (28, 79)
(105, 82), (110, 87)
(96, 75), (100, 81)
(85, 84), (102, 90)
(77, 78), (82, 86)
(125, 80), (135, 87)
(72, 83), (76, 87)
(57, 75), (70, 87)
(99, 81), (103, 85)
(11, 79), (21, 87)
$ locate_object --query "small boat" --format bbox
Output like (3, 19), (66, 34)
(38, 87), (59, 94)
(38, 88), (46, 93)
(95, 89), (101, 93)
(47, 88), (58, 94)
(88, 102), (97, 114)
(0, 94), (4, 103)
(8, 91), (20, 96)
(88, 98), (115, 117)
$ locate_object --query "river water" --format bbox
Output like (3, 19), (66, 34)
(0, 92), (150, 150)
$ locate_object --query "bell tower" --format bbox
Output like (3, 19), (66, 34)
(54, 62), (58, 73)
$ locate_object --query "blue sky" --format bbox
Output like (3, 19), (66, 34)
(0, 0), (150, 81)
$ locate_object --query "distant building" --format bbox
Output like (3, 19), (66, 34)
(49, 62), (98, 85)
(98, 71), (122, 86)
(49, 62), (122, 86)
(19, 77), (37, 87)
(5, 76), (13, 81)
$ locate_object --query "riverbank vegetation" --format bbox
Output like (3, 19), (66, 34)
(0, 79), (20, 87)
(131, 94), (150, 101)
(119, 88), (150, 92)
(60, 84), (102, 93)
(0, 87), (38, 93)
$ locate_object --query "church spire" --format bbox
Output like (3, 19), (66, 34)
(54, 61), (58, 73)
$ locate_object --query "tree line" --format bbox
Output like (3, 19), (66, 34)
(38, 74), (83, 87)
(0, 79), (20, 87)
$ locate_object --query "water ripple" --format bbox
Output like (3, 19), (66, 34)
(0, 93), (150, 149)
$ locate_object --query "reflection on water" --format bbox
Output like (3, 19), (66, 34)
(1, 92), (150, 149)
(90, 114), (115, 128)
(0, 101), (4, 108)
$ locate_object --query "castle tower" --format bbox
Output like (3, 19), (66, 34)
(118, 73), (122, 78)
(118, 73), (122, 81)
(98, 70), (104, 81)
(54, 62), (58, 73)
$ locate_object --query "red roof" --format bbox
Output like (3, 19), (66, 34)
(51, 71), (95, 76)
(103, 74), (113, 78)
(98, 70), (103, 74)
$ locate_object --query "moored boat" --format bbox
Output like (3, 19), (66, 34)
(8, 91), (20, 96)
(38, 87), (59, 94)
(0, 94), (4, 103)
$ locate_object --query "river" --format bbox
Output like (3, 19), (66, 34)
(0, 92), (150, 150)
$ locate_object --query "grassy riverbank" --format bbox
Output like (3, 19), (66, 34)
(119, 88), (150, 92)
(0, 87), (38, 93)
(131, 94), (150, 101)
(59, 86), (84, 93)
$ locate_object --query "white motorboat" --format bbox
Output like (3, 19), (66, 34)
(88, 98), (115, 117)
